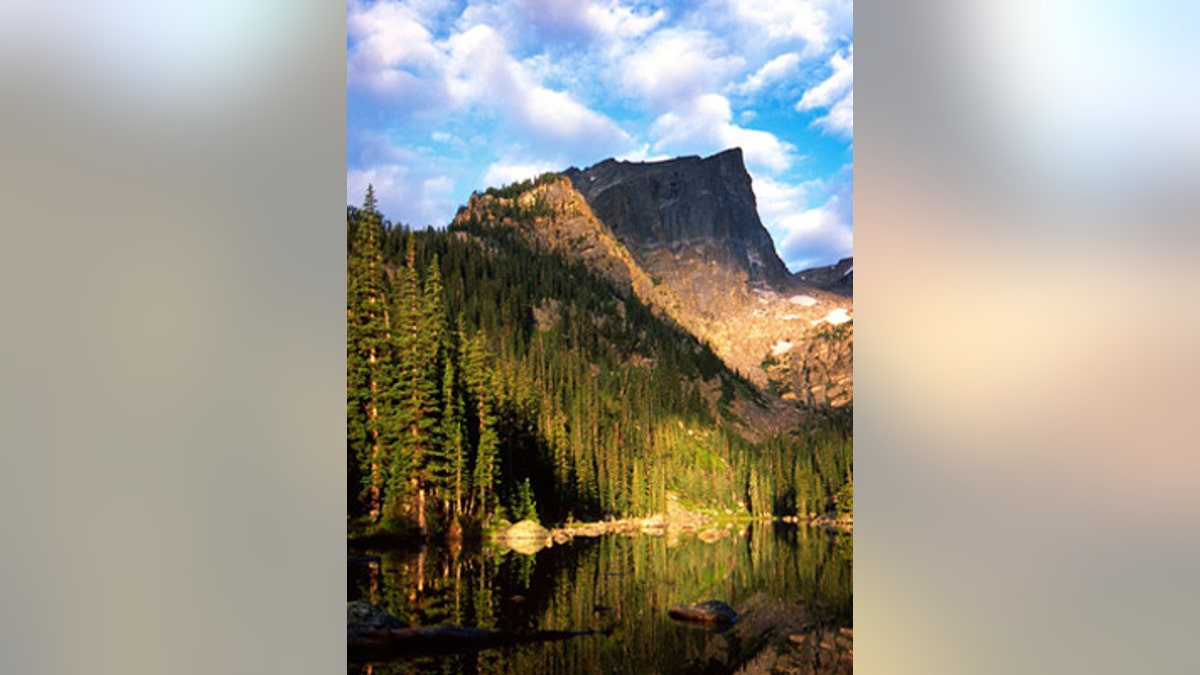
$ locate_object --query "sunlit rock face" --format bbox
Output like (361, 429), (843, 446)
(564, 149), (853, 405)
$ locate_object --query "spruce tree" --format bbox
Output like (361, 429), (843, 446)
(347, 186), (388, 521)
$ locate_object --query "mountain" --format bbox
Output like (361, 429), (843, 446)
(796, 257), (854, 298)
(346, 150), (852, 533)
(560, 149), (853, 405)
(563, 148), (793, 288)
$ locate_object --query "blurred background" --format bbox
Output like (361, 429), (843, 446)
(0, 1), (1197, 673)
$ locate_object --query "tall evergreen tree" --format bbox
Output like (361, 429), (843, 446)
(347, 186), (388, 521)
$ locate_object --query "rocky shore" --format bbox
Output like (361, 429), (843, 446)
(491, 493), (851, 555)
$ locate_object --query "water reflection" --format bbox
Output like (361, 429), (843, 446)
(349, 522), (851, 674)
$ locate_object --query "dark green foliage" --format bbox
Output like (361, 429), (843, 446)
(347, 187), (852, 535)
(836, 471), (853, 517)
(347, 186), (388, 520)
(510, 478), (538, 522)
(480, 172), (564, 200)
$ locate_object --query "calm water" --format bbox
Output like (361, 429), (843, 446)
(349, 522), (852, 674)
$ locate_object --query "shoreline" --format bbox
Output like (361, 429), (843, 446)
(492, 508), (851, 554)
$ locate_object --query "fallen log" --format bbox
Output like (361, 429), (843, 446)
(349, 625), (599, 660)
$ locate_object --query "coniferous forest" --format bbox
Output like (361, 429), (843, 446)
(347, 185), (852, 539)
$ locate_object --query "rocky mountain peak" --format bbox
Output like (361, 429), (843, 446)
(453, 152), (852, 407)
(563, 148), (791, 288)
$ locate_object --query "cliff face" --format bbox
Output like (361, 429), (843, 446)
(564, 148), (792, 288)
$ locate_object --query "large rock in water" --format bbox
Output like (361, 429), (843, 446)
(348, 601), (407, 638)
(497, 520), (551, 555)
(669, 600), (739, 626)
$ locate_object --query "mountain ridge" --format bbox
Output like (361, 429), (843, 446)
(454, 149), (852, 406)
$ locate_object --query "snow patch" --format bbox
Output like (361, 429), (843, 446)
(771, 340), (794, 356)
(788, 294), (818, 307)
(812, 308), (852, 326)
(843, 266), (853, 277)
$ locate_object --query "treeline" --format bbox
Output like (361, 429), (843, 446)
(480, 172), (564, 200)
(348, 186), (851, 537)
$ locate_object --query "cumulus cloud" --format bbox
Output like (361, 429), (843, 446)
(814, 90), (853, 137)
(440, 25), (633, 157)
(758, 169), (853, 271)
(649, 94), (796, 173)
(515, 0), (665, 45)
(347, 0), (447, 105)
(620, 30), (746, 111)
(481, 158), (560, 188)
(796, 46), (852, 110)
(738, 52), (802, 94)
(348, 3), (630, 157)
(726, 0), (851, 57)
(796, 45), (853, 138)
(348, 163), (457, 229)
(347, 0), (853, 259)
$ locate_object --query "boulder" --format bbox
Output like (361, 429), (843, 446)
(668, 600), (739, 626)
(497, 519), (551, 555)
(348, 601), (407, 638)
(503, 519), (550, 540)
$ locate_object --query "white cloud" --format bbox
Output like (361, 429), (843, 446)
(796, 45), (853, 139)
(750, 169), (853, 271)
(738, 52), (802, 94)
(349, 5), (630, 157)
(815, 90), (853, 137)
(796, 47), (852, 110)
(348, 164), (457, 229)
(347, 1), (446, 101)
(515, 0), (665, 44)
(481, 158), (559, 188)
(346, 0), (854, 254)
(726, 0), (851, 57)
(771, 171), (853, 270)
(649, 94), (795, 173)
(753, 173), (810, 229)
(620, 30), (745, 111)
(441, 25), (632, 156)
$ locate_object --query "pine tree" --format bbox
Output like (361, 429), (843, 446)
(347, 186), (388, 521)
(422, 256), (453, 522)
(439, 354), (466, 517)
(463, 332), (498, 520)
(382, 237), (441, 533)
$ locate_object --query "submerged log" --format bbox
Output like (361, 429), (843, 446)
(668, 600), (739, 626)
(348, 601), (596, 660)
(349, 625), (598, 660)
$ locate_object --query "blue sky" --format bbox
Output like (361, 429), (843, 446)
(348, 0), (852, 271)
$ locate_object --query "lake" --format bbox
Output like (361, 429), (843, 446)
(349, 522), (852, 674)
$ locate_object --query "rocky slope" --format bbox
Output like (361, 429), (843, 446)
(565, 149), (852, 404)
(454, 149), (853, 408)
(796, 257), (854, 298)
